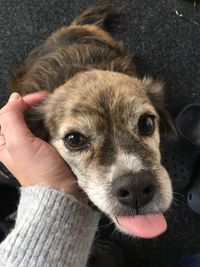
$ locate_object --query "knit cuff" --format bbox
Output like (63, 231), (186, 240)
(0, 186), (100, 267)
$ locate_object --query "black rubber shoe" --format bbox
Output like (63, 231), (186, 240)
(161, 103), (200, 191)
(187, 163), (200, 215)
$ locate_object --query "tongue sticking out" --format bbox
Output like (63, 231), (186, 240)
(116, 214), (167, 239)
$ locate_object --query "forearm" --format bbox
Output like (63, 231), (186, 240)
(0, 187), (100, 267)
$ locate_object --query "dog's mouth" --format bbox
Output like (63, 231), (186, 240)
(115, 213), (167, 238)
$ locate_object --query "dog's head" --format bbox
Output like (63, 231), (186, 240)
(38, 70), (174, 236)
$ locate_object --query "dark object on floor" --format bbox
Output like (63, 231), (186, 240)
(187, 163), (200, 214)
(0, 220), (15, 242)
(0, 230), (4, 242)
(0, 186), (19, 220)
(88, 238), (126, 267)
(161, 139), (197, 191)
(0, 163), (20, 188)
(169, 253), (200, 267)
(177, 103), (200, 147)
(161, 103), (200, 191)
(0, 186), (18, 242)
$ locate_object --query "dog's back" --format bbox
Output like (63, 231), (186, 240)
(10, 3), (137, 95)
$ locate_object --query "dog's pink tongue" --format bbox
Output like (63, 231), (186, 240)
(117, 214), (167, 239)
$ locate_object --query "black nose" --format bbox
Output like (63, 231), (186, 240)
(112, 171), (156, 210)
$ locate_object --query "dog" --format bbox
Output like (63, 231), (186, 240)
(10, 3), (175, 238)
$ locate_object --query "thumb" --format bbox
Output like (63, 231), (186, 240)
(23, 91), (49, 106)
(0, 92), (27, 114)
(0, 93), (33, 141)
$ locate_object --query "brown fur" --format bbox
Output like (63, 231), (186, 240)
(10, 24), (136, 95)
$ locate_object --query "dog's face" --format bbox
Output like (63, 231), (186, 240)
(39, 70), (174, 233)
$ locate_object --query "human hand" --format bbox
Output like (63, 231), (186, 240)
(0, 92), (87, 202)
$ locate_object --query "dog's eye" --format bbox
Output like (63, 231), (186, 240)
(138, 114), (155, 136)
(64, 132), (90, 151)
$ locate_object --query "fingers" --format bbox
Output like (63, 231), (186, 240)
(0, 93), (28, 135)
(0, 91), (48, 150)
(23, 91), (48, 106)
(0, 91), (49, 115)
(0, 93), (27, 115)
(1, 110), (32, 139)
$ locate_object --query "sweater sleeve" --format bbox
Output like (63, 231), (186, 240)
(0, 186), (100, 267)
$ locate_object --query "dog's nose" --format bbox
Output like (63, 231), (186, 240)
(112, 171), (156, 210)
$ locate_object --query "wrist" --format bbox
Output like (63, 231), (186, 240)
(31, 180), (88, 204)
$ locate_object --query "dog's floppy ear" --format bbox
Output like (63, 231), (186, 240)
(24, 104), (50, 141)
(142, 76), (176, 138)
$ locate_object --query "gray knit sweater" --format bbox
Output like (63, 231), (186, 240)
(0, 187), (100, 267)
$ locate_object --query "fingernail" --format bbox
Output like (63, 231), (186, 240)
(9, 92), (21, 101)
(39, 91), (49, 97)
(40, 90), (49, 95)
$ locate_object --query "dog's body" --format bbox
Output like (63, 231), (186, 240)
(11, 5), (137, 95)
(10, 4), (174, 237)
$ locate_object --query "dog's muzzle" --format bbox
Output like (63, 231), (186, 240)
(112, 171), (157, 211)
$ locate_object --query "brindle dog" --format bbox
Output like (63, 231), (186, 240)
(10, 3), (175, 236)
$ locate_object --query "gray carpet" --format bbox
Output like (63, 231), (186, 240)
(0, 0), (200, 266)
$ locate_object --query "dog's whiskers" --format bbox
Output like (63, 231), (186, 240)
(173, 191), (185, 198)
